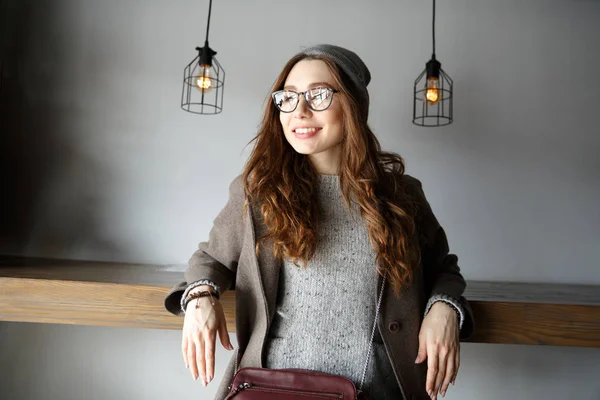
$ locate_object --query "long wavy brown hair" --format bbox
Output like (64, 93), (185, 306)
(241, 53), (421, 295)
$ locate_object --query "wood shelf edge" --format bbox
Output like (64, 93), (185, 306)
(2, 275), (599, 347)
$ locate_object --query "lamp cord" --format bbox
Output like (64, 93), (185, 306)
(205, 0), (213, 43)
(432, 0), (436, 57)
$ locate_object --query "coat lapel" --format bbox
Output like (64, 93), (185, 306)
(247, 201), (282, 325)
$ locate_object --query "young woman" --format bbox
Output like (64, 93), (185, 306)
(164, 44), (474, 400)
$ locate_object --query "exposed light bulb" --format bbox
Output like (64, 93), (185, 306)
(425, 76), (440, 103)
(196, 64), (214, 92)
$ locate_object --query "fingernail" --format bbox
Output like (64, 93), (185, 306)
(207, 375), (212, 382)
(442, 390), (446, 397)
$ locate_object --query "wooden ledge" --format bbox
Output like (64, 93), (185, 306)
(1, 256), (599, 347)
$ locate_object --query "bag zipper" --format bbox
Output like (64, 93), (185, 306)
(232, 382), (344, 398)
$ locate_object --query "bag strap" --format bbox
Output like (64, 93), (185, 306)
(358, 273), (386, 392)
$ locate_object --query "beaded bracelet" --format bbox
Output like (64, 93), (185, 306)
(183, 290), (218, 313)
(180, 280), (220, 313)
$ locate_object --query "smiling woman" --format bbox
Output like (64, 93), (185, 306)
(277, 60), (345, 175)
(166, 44), (474, 400)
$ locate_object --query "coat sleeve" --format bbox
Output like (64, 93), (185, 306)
(404, 174), (475, 339)
(164, 174), (246, 316)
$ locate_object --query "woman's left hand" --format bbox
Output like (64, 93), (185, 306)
(415, 302), (460, 399)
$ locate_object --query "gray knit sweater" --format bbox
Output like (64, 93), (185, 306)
(263, 174), (403, 400)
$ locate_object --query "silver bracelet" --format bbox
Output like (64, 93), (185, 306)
(424, 293), (465, 330)
(180, 280), (220, 314)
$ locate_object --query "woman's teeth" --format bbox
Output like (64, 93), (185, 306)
(295, 128), (319, 134)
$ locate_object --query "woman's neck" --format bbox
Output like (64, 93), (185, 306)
(308, 144), (342, 175)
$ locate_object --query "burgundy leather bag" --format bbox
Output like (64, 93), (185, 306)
(223, 277), (387, 400)
(225, 367), (365, 400)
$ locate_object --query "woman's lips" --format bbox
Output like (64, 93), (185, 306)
(293, 128), (322, 139)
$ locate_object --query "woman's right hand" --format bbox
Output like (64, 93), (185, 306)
(181, 288), (234, 386)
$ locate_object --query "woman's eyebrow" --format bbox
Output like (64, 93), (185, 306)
(283, 81), (333, 90)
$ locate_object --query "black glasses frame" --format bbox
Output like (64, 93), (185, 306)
(271, 87), (340, 113)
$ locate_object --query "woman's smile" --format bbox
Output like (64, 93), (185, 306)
(293, 127), (322, 139)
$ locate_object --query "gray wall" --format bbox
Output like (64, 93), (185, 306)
(1, 0), (599, 399)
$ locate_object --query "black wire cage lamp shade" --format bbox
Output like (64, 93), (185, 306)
(181, 0), (225, 115)
(413, 0), (453, 127)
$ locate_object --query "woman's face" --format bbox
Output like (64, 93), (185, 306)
(279, 59), (344, 175)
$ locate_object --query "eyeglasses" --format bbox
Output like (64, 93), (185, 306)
(272, 87), (339, 113)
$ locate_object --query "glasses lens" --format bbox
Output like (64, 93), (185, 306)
(307, 87), (333, 110)
(273, 90), (298, 112)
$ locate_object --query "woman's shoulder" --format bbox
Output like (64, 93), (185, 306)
(383, 171), (424, 196)
(230, 173), (245, 189)
(215, 173), (248, 211)
(225, 173), (248, 198)
(228, 172), (260, 211)
(398, 173), (421, 186)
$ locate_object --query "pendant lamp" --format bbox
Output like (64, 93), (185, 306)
(413, 0), (453, 127)
(181, 0), (225, 115)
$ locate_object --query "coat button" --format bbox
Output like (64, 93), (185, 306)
(388, 321), (401, 333)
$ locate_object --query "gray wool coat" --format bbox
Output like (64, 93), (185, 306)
(164, 173), (474, 400)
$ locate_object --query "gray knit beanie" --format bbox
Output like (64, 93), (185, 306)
(296, 44), (371, 114)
